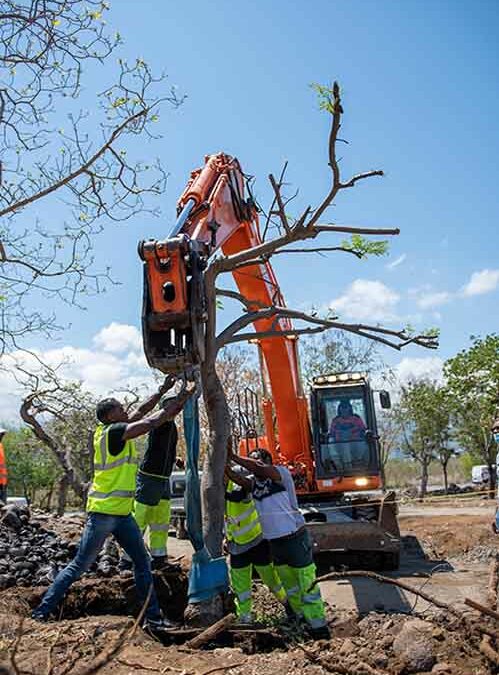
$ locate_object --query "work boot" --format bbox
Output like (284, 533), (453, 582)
(307, 624), (331, 641)
(142, 615), (179, 638)
(31, 609), (50, 623)
(283, 600), (296, 620)
(234, 613), (254, 627)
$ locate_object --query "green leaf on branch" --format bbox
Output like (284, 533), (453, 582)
(310, 82), (338, 114)
(341, 234), (389, 258)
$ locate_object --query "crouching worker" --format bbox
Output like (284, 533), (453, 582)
(229, 448), (329, 640)
(32, 378), (194, 633)
(225, 464), (289, 625)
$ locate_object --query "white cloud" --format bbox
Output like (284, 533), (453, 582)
(395, 356), (444, 385)
(462, 269), (499, 297)
(93, 322), (142, 354)
(0, 323), (157, 424)
(330, 279), (400, 322)
(416, 291), (452, 309)
(385, 253), (406, 270)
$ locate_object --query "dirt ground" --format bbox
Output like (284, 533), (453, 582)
(2, 507), (499, 674)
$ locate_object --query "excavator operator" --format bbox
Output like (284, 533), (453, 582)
(329, 400), (366, 443)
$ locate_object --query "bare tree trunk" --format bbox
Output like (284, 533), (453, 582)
(44, 484), (54, 511)
(418, 460), (429, 500)
(200, 360), (231, 556)
(198, 267), (232, 557)
(442, 461), (449, 494)
(56, 475), (69, 516)
(20, 399), (87, 507)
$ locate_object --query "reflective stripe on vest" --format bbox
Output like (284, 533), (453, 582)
(226, 503), (255, 526)
(93, 455), (138, 471)
(86, 424), (138, 516)
(87, 489), (135, 499)
(225, 480), (262, 545)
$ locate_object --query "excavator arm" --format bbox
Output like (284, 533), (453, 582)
(138, 153), (314, 487)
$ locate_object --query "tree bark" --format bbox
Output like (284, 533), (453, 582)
(200, 267), (232, 557)
(418, 460), (429, 499)
(200, 361), (231, 556)
(56, 475), (68, 516)
(442, 460), (449, 494)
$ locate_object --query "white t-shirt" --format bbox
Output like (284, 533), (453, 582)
(252, 465), (305, 540)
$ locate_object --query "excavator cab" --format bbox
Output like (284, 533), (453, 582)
(310, 372), (390, 492)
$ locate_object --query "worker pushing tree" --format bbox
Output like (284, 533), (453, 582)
(32, 377), (195, 634)
(121, 382), (182, 572)
(224, 460), (290, 624)
(227, 447), (329, 639)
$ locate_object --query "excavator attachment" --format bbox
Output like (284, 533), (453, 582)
(138, 153), (253, 375)
(139, 234), (208, 374)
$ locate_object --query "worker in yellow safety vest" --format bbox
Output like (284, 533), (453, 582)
(32, 377), (194, 636)
(120, 392), (181, 573)
(228, 448), (330, 640)
(0, 428), (8, 504)
(225, 464), (290, 625)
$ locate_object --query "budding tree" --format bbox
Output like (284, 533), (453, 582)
(199, 82), (438, 555)
(0, 1), (181, 353)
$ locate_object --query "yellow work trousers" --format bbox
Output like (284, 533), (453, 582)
(134, 498), (171, 557)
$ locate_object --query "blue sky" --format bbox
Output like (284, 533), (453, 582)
(3, 0), (499, 417)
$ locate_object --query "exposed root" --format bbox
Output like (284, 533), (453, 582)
(480, 635), (499, 666)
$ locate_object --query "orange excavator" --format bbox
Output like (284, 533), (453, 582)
(139, 153), (400, 569)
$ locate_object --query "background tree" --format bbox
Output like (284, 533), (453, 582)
(15, 363), (97, 513)
(394, 379), (450, 498)
(0, 0), (181, 353)
(3, 426), (61, 507)
(10, 354), (170, 513)
(300, 330), (385, 389)
(376, 409), (401, 486)
(435, 431), (456, 495)
(444, 334), (499, 497)
(199, 82), (438, 557)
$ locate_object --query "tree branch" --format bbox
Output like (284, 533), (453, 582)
(314, 224), (399, 235)
(272, 245), (363, 259)
(215, 287), (267, 309)
(216, 305), (439, 352)
(268, 172), (291, 234)
(0, 106), (149, 219)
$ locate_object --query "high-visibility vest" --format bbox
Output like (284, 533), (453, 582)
(86, 425), (138, 516)
(225, 480), (262, 545)
(0, 442), (7, 486)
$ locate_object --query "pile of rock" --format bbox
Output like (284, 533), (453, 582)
(0, 504), (119, 590)
(327, 612), (455, 674)
(460, 544), (499, 564)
